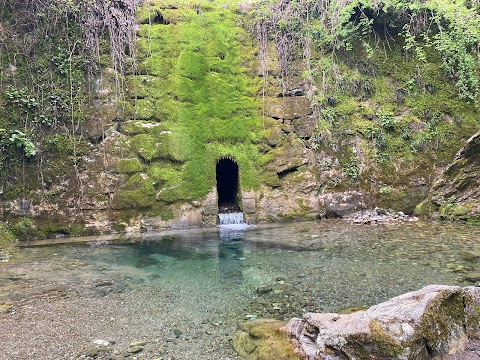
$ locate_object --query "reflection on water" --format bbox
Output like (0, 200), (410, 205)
(2, 220), (480, 317)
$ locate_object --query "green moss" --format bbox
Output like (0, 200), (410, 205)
(35, 222), (92, 239)
(9, 217), (93, 241)
(152, 206), (174, 220)
(129, 1), (263, 203)
(121, 120), (162, 135)
(130, 134), (161, 162)
(369, 320), (404, 356)
(114, 173), (157, 209)
(116, 158), (143, 174)
(418, 292), (465, 354)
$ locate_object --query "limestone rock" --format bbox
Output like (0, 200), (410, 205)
(285, 285), (480, 360)
(417, 131), (480, 222)
(320, 191), (366, 218)
(264, 97), (312, 121)
(261, 135), (308, 175)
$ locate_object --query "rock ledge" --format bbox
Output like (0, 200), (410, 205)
(284, 285), (480, 360)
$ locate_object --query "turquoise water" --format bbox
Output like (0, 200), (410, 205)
(1, 220), (480, 359)
(3, 220), (480, 314)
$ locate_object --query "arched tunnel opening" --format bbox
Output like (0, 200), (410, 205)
(216, 157), (240, 212)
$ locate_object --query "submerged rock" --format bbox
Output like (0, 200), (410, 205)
(284, 285), (480, 360)
(127, 345), (143, 354)
(233, 319), (299, 360)
(464, 272), (480, 282)
(93, 339), (111, 347)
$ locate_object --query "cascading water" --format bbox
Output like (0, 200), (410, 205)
(218, 212), (245, 225)
(217, 212), (251, 237)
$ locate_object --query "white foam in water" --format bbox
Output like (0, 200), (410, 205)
(217, 212), (253, 237)
(218, 212), (245, 225)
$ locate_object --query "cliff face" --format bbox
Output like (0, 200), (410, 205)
(417, 131), (480, 223)
(0, 0), (479, 238)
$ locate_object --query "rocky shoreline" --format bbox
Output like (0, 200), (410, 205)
(234, 285), (480, 360)
(349, 208), (419, 224)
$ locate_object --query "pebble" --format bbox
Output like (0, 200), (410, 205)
(110, 355), (127, 360)
(93, 339), (111, 347)
(351, 208), (418, 224)
(129, 340), (148, 347)
(173, 328), (182, 337)
(461, 251), (480, 261)
(127, 346), (143, 354)
(256, 286), (273, 294)
(465, 272), (480, 282)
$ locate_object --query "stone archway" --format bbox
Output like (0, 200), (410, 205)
(216, 157), (240, 212)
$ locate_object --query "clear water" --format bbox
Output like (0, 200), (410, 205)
(1, 220), (480, 359)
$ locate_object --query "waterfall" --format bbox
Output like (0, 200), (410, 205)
(218, 212), (245, 225)
(218, 212), (252, 238)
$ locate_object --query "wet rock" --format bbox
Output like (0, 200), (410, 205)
(233, 319), (299, 360)
(129, 340), (148, 347)
(110, 355), (127, 360)
(285, 285), (480, 360)
(0, 302), (14, 313)
(461, 251), (480, 261)
(417, 130), (480, 221)
(256, 286), (273, 295)
(93, 339), (111, 347)
(465, 272), (480, 282)
(85, 348), (100, 358)
(350, 208), (418, 224)
(127, 346), (143, 354)
(264, 97), (311, 121)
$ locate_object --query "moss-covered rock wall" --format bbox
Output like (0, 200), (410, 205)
(0, 0), (479, 239)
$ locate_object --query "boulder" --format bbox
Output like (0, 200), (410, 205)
(320, 191), (366, 218)
(284, 285), (480, 360)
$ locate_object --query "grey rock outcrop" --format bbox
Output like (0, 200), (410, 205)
(284, 285), (480, 360)
(417, 131), (480, 222)
(320, 191), (366, 218)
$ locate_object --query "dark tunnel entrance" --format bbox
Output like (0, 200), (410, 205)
(216, 158), (240, 212)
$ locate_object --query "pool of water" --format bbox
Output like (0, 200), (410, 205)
(1, 219), (480, 359)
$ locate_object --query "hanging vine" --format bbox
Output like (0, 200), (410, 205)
(248, 0), (480, 103)
(0, 0), (138, 199)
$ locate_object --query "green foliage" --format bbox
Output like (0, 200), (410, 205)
(0, 223), (16, 253)
(4, 87), (39, 110)
(342, 148), (360, 182)
(378, 113), (397, 132)
(250, 0), (480, 101)
(9, 131), (37, 157)
(12, 218), (38, 241)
